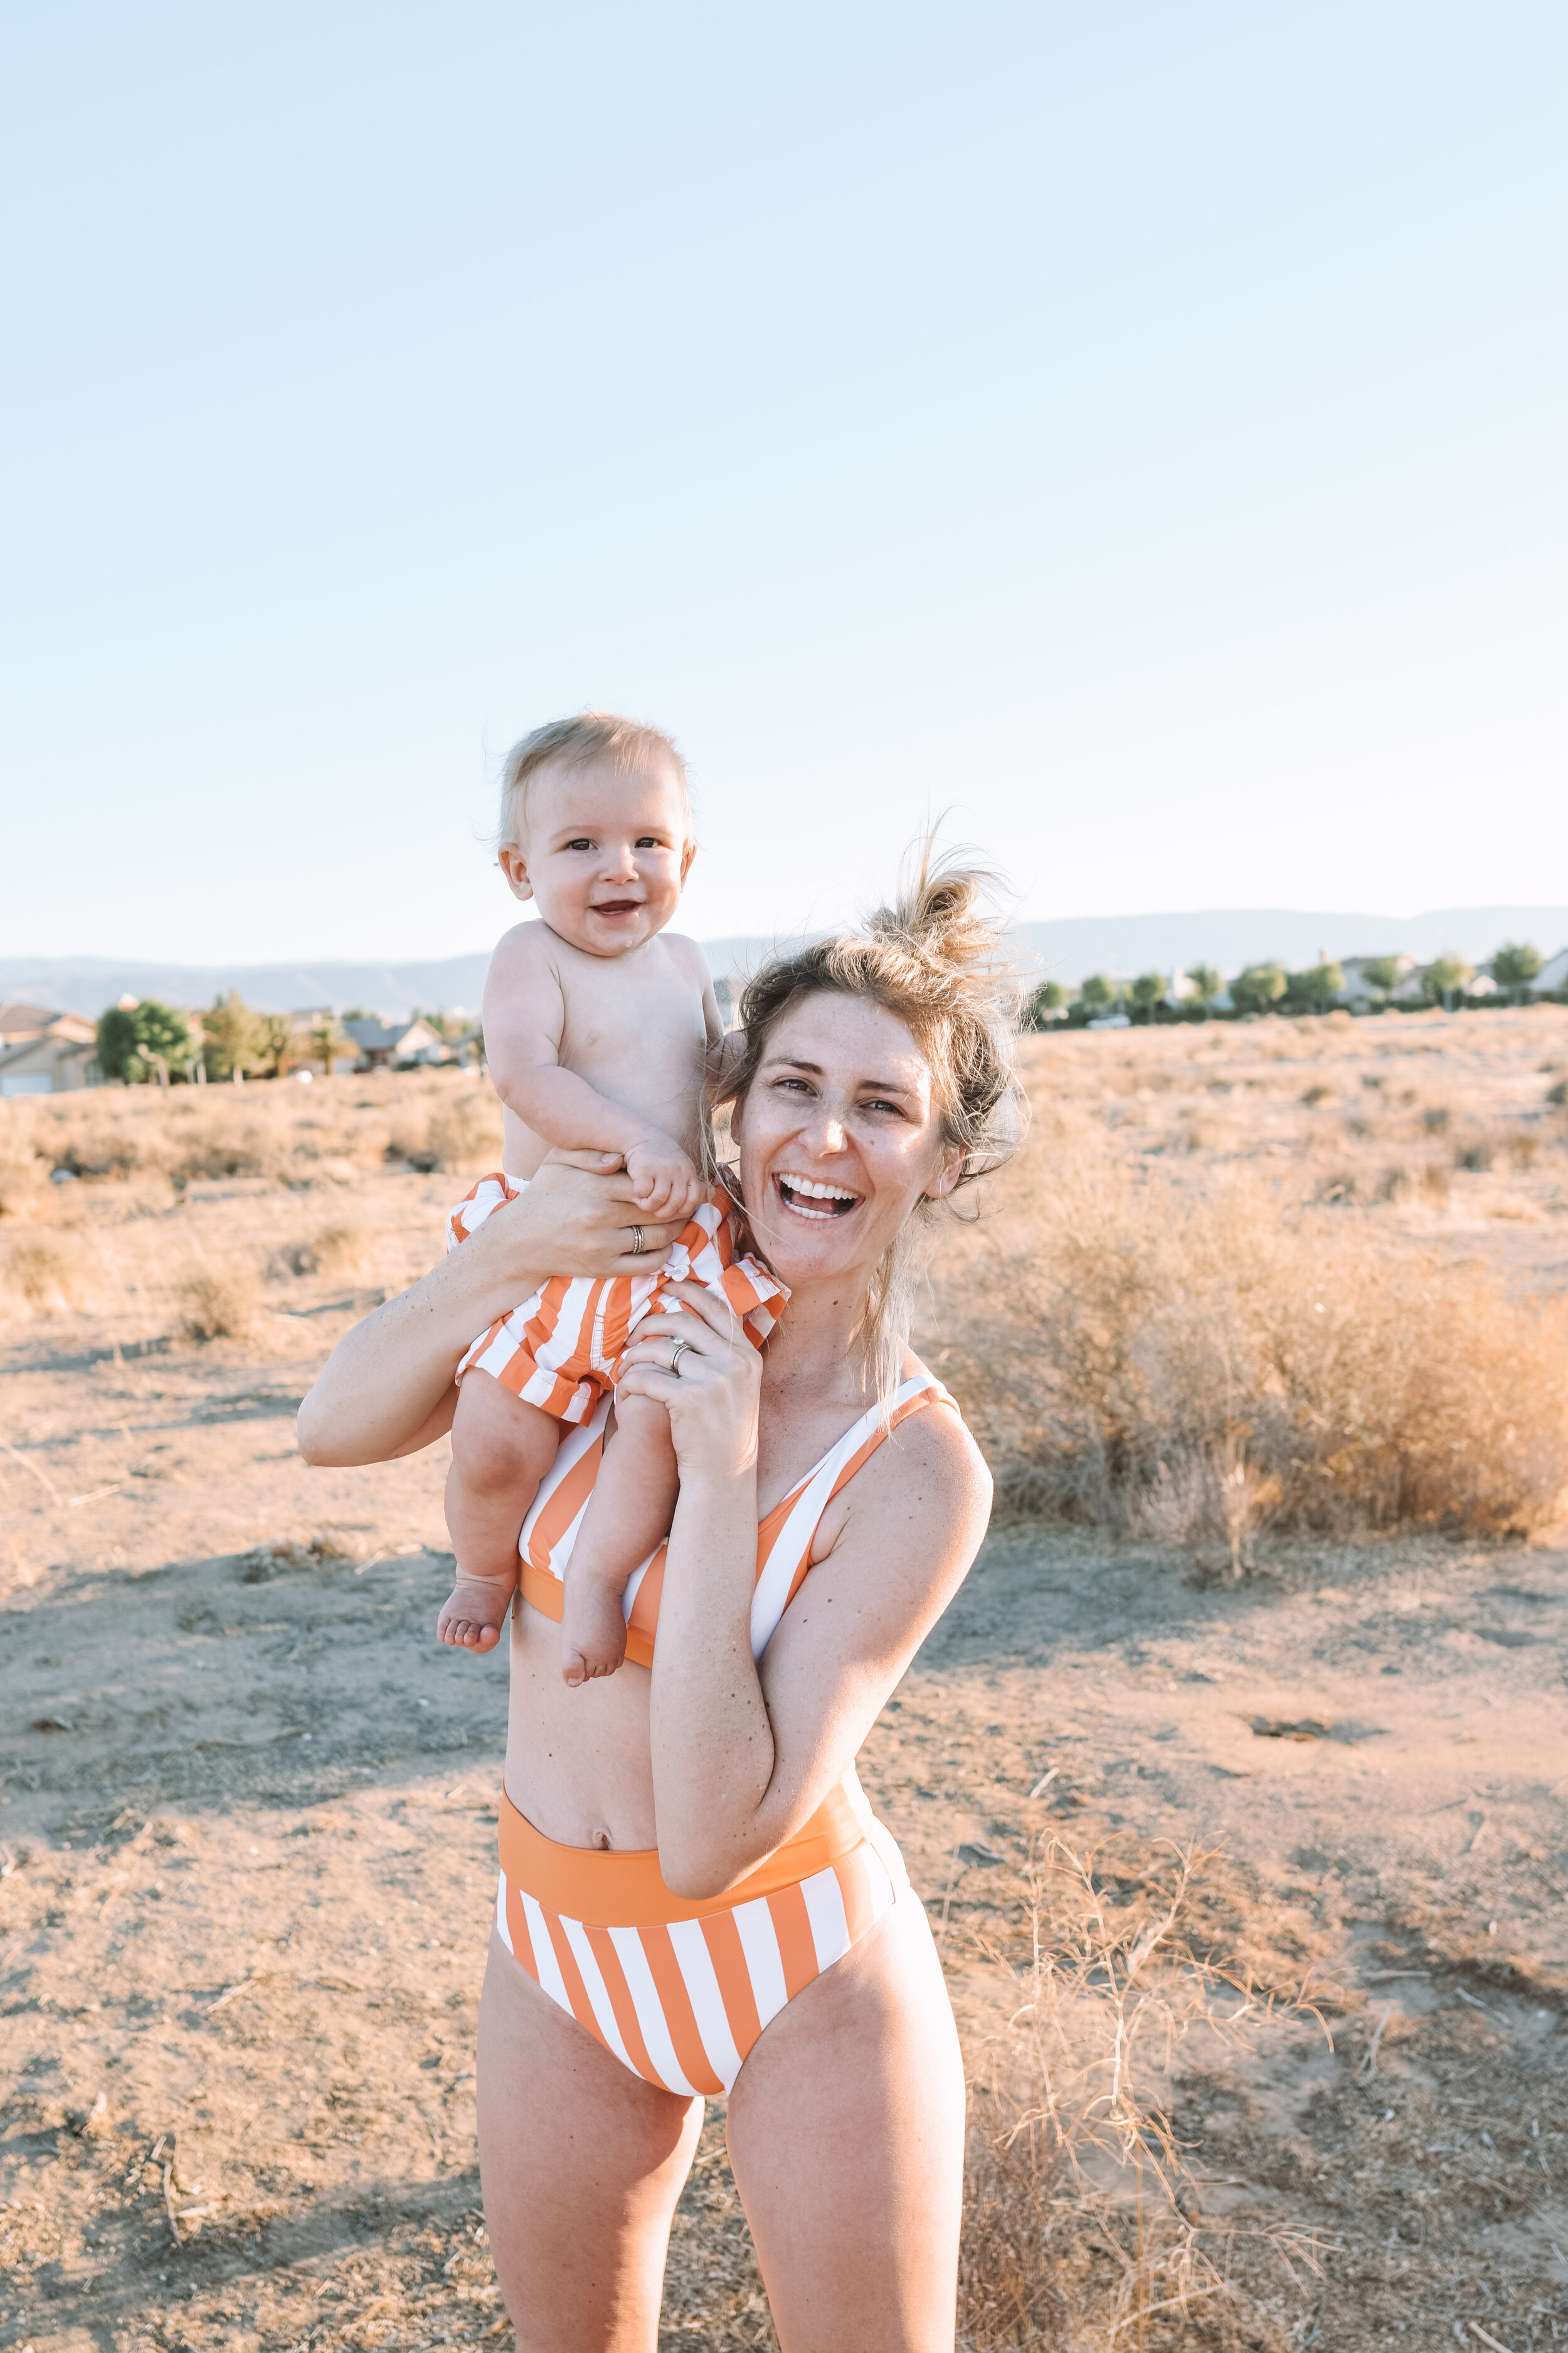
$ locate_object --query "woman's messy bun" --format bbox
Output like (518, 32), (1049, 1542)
(722, 844), (1026, 1407)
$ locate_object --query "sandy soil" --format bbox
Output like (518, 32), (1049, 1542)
(3, 1018), (1566, 2351)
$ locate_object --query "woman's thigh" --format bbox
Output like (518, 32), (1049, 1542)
(475, 1928), (703, 2353)
(724, 1892), (967, 2353)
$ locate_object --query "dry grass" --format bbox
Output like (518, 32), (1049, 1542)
(0, 1067), (503, 1203)
(936, 1103), (1568, 1557)
(177, 1262), (260, 1341)
(958, 1840), (1331, 2350)
(3, 1233), (86, 1314)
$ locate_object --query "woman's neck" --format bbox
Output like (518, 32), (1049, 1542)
(759, 1270), (879, 1412)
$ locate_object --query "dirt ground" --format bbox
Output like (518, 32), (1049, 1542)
(3, 1017), (1567, 2350)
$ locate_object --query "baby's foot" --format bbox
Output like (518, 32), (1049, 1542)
(559, 1575), (629, 1687)
(437, 1571), (516, 1653)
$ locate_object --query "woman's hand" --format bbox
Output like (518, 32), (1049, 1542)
(513, 1152), (684, 1279)
(615, 1282), (761, 1485)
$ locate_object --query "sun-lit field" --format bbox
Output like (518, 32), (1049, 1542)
(3, 1015), (1566, 2350)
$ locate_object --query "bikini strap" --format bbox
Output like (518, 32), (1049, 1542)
(747, 1375), (956, 1660)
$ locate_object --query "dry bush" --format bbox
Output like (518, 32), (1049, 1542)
(3, 1235), (86, 1315)
(0, 1122), (48, 1216)
(272, 1218), (369, 1280)
(386, 1083), (503, 1176)
(178, 1263), (260, 1341)
(935, 1115), (1568, 1549)
(960, 1839), (1327, 2349)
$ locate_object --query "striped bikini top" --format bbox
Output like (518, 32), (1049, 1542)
(517, 1373), (957, 1668)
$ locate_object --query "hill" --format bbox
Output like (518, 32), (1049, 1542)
(3, 905), (1565, 1017)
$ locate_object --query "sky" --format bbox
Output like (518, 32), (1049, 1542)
(2, 2), (1564, 963)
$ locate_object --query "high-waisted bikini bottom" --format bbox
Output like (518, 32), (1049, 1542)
(494, 1776), (908, 2095)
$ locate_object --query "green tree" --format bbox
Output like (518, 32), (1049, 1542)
(1079, 973), (1115, 1012)
(254, 1014), (295, 1077)
(202, 991), (263, 1081)
(134, 999), (192, 1077)
(95, 1006), (142, 1083)
(1286, 960), (1345, 1014)
(1231, 962), (1288, 1016)
(1493, 942), (1543, 1002)
(1185, 964), (1222, 1009)
(1130, 971), (1166, 1021)
(1422, 955), (1473, 1007)
(1362, 955), (1403, 1004)
(309, 1015), (349, 1074)
(95, 999), (192, 1083)
(1022, 980), (1067, 1031)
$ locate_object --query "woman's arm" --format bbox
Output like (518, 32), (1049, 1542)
(615, 1287), (993, 1899)
(295, 1155), (680, 1467)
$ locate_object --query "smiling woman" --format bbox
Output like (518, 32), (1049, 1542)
(296, 852), (1022, 2352)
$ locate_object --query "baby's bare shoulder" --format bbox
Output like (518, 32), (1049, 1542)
(658, 932), (713, 991)
(489, 920), (560, 979)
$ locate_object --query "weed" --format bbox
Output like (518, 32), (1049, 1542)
(959, 1838), (1330, 2348)
(937, 1116), (1568, 1545)
(178, 1265), (259, 1341)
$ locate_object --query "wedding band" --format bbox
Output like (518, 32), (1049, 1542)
(630, 1225), (645, 1255)
(669, 1339), (690, 1376)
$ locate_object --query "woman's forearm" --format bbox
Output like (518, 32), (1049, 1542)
(297, 1159), (669, 1467)
(296, 1212), (546, 1465)
(647, 1469), (780, 1897)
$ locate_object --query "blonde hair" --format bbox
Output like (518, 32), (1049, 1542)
(497, 712), (689, 851)
(723, 848), (1025, 1410)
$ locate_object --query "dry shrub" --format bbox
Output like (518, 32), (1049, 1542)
(936, 1116), (1568, 1548)
(178, 1263), (260, 1341)
(4, 1235), (85, 1314)
(960, 1839), (1328, 2349)
(273, 1219), (369, 1280)
(0, 1122), (48, 1216)
(386, 1083), (502, 1175)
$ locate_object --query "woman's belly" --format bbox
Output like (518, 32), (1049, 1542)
(504, 1598), (660, 1851)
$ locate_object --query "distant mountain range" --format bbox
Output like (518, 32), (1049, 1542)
(4, 906), (1566, 1019)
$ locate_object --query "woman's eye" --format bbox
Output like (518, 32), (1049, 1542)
(864, 1099), (905, 1118)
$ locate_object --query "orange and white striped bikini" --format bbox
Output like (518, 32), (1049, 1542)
(495, 1373), (956, 2095)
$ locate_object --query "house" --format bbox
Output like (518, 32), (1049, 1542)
(0, 1001), (97, 1049)
(1532, 947), (1568, 996)
(342, 1016), (448, 1069)
(0, 1034), (100, 1097)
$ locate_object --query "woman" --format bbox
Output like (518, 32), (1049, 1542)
(297, 863), (1019, 2352)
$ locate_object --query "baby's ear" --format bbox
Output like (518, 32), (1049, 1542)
(679, 837), (697, 884)
(498, 846), (534, 901)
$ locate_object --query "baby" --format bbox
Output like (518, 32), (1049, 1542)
(435, 713), (784, 1684)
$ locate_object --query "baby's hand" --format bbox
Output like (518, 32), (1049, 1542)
(624, 1135), (704, 1223)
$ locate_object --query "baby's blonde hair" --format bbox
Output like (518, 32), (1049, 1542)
(498, 713), (690, 851)
(723, 847), (1025, 1410)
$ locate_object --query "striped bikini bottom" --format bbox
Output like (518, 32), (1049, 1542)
(494, 1775), (908, 2095)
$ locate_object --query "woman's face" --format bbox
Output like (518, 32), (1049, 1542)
(731, 991), (962, 1282)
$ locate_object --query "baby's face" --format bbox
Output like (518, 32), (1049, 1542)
(501, 757), (694, 957)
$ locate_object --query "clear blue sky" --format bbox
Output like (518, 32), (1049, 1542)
(3, 3), (1563, 962)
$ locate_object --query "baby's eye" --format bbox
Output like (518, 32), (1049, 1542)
(634, 836), (664, 850)
(565, 838), (595, 852)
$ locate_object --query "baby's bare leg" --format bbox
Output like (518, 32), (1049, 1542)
(560, 1394), (679, 1687)
(440, 1374), (559, 1653)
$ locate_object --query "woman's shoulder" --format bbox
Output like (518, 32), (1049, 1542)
(869, 1354), (993, 1511)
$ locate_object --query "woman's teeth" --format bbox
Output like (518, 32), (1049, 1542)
(777, 1174), (859, 1220)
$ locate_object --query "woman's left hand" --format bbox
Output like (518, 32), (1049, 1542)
(615, 1282), (761, 1485)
